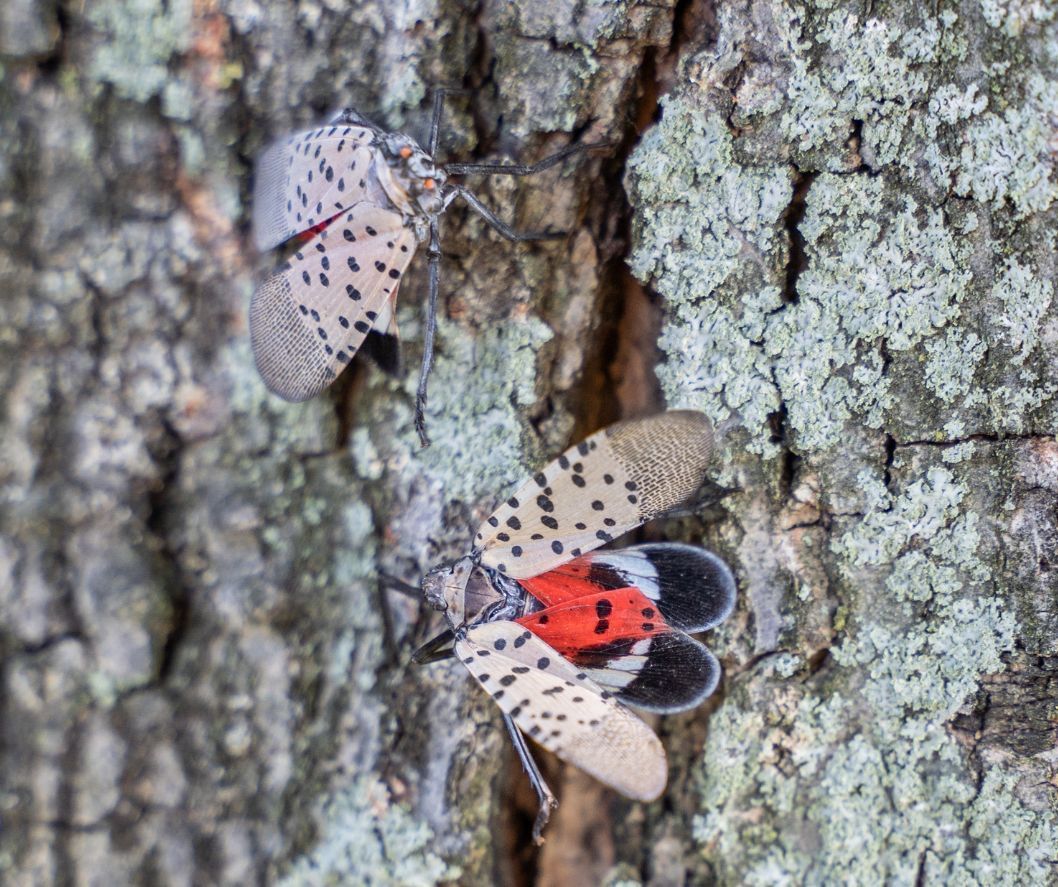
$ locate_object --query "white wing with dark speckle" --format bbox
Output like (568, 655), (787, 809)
(456, 620), (667, 801)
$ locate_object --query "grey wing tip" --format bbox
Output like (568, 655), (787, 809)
(252, 362), (326, 402)
(249, 275), (337, 402)
(251, 223), (281, 254)
(252, 144), (295, 252)
(666, 409), (714, 433)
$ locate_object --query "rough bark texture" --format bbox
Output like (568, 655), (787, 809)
(1, 0), (1056, 885)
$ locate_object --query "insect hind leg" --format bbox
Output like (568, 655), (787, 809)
(414, 220), (442, 447)
(329, 107), (380, 129)
(503, 713), (558, 844)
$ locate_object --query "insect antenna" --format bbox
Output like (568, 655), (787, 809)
(503, 714), (558, 845)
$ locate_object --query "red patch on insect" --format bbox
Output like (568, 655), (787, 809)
(516, 580), (667, 660)
(294, 210), (344, 243)
(517, 562), (594, 607)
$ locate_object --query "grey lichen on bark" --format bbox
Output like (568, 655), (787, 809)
(625, 0), (1058, 883)
(2, 0), (1057, 884)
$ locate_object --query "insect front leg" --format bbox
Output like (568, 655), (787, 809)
(414, 220), (443, 447)
(378, 572), (422, 598)
(427, 87), (471, 156)
(449, 185), (565, 242)
(503, 713), (558, 844)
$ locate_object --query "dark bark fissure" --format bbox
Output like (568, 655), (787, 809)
(848, 118), (878, 176)
(528, 4), (733, 885)
(896, 431), (1056, 448)
(762, 139), (819, 510)
(882, 433), (897, 493)
(781, 169), (816, 306)
(147, 420), (193, 685)
(571, 74), (666, 439)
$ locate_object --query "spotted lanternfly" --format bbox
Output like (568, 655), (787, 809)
(250, 90), (604, 446)
(411, 410), (737, 840)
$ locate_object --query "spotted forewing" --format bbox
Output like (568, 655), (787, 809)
(475, 410), (715, 578)
(456, 621), (667, 801)
(250, 205), (417, 401)
(252, 124), (379, 252)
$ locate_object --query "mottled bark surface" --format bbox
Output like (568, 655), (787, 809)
(1, 0), (1056, 885)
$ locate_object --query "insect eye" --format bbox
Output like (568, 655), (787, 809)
(423, 178), (436, 190)
(399, 146), (413, 159)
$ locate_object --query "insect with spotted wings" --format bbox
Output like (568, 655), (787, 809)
(250, 89), (604, 446)
(409, 411), (737, 841)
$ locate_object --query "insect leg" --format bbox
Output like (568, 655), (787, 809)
(503, 713), (558, 844)
(428, 87), (471, 156)
(414, 220), (442, 447)
(378, 572), (421, 598)
(444, 141), (610, 177)
(411, 627), (456, 664)
(450, 185), (563, 242)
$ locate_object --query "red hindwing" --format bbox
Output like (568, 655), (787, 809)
(511, 545), (730, 713)
(516, 581), (668, 661)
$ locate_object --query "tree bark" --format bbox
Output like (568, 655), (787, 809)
(1, 0), (1056, 885)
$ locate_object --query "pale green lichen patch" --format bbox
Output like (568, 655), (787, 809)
(964, 767), (1058, 882)
(992, 257), (1055, 364)
(773, 1), (1057, 222)
(979, 0), (1057, 39)
(627, 103), (790, 297)
(86, 0), (193, 104)
(626, 100), (788, 456)
(693, 461), (1051, 884)
(398, 311), (553, 504)
(625, 0), (1057, 882)
(279, 777), (456, 886)
(768, 174), (972, 450)
(925, 329), (986, 403)
(629, 98), (978, 453)
(917, 247), (1058, 434)
(952, 73), (1058, 217)
(778, 9), (935, 168)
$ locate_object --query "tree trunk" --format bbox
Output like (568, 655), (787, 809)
(2, 0), (1056, 884)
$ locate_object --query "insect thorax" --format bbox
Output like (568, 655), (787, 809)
(470, 567), (529, 625)
(371, 133), (447, 230)
(423, 555), (530, 630)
